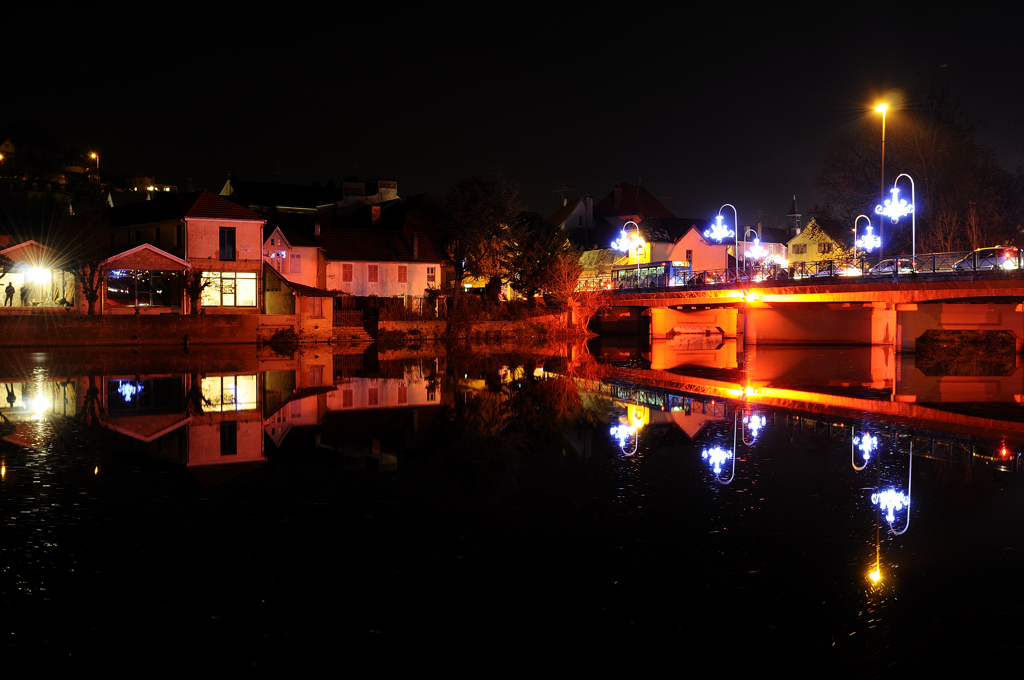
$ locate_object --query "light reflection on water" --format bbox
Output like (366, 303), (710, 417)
(1, 342), (1023, 666)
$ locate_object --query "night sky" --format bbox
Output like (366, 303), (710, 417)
(9, 8), (1022, 228)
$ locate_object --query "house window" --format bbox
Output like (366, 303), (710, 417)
(290, 253), (301, 274)
(685, 250), (693, 264)
(398, 265), (408, 283)
(201, 375), (258, 411)
(818, 242), (833, 254)
(342, 263), (353, 282)
(342, 389), (353, 408)
(398, 384), (407, 404)
(302, 296), (324, 317)
(219, 227), (236, 261)
(220, 421), (237, 456)
(793, 244), (807, 255)
(201, 271), (258, 307)
(368, 387), (379, 406)
(367, 264), (379, 283)
(427, 267), (436, 283)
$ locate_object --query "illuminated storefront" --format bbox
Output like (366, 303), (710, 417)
(0, 240), (75, 308)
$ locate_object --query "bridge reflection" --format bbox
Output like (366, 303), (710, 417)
(593, 338), (1024, 467)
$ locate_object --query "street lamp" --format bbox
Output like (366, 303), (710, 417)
(854, 214), (879, 265)
(90, 152), (99, 170)
(611, 220), (645, 288)
(742, 227), (764, 278)
(876, 173), (916, 268)
(705, 204), (738, 280)
(875, 103), (888, 259)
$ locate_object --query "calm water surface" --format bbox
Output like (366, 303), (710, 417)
(2, 342), (1023, 672)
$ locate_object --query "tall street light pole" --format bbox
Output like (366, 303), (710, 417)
(719, 203), (738, 281)
(875, 104), (888, 260)
(894, 173), (916, 267)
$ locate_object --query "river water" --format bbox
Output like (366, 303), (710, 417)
(1, 340), (1022, 672)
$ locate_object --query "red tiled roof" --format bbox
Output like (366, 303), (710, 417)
(185, 190), (264, 222)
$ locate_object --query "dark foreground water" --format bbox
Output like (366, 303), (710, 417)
(2, 344), (1023, 673)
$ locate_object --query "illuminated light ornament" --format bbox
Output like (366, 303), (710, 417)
(746, 239), (766, 260)
(856, 225), (881, 253)
(117, 380), (144, 403)
(610, 424), (637, 448)
(853, 433), (878, 460)
(743, 414), (767, 439)
(610, 230), (633, 252)
(871, 487), (910, 523)
(875, 186), (914, 224)
(702, 446), (732, 474)
(704, 215), (734, 242)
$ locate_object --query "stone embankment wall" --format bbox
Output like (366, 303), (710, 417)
(380, 314), (567, 340)
(0, 312), (259, 348)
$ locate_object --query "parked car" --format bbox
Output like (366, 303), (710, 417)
(868, 258), (918, 275)
(812, 263), (863, 278)
(953, 247), (1020, 272)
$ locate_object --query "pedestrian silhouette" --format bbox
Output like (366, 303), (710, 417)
(3, 282), (13, 306)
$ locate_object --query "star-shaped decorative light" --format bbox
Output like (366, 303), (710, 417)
(856, 225), (881, 252)
(702, 446), (732, 474)
(704, 215), (734, 242)
(875, 186), (914, 224)
(871, 487), (910, 523)
(854, 433), (878, 460)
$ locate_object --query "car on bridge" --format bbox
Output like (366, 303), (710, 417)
(811, 263), (863, 278)
(868, 258), (918, 275)
(953, 246), (1020, 272)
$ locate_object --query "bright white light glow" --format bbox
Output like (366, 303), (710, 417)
(746, 239), (766, 260)
(854, 434), (877, 460)
(117, 381), (143, 403)
(28, 267), (49, 283)
(856, 225), (881, 252)
(610, 424), (636, 448)
(702, 446), (732, 474)
(704, 215), (734, 242)
(871, 487), (910, 523)
(875, 186), (914, 223)
(743, 414), (767, 439)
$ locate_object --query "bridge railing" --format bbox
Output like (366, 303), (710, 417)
(604, 249), (1023, 293)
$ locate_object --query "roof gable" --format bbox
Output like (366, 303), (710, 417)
(318, 229), (441, 263)
(185, 190), (264, 222)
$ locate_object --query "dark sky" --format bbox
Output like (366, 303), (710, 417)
(9, 8), (1023, 229)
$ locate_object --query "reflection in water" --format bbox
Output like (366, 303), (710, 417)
(3, 341), (1024, 666)
(701, 445), (732, 474)
(872, 488), (911, 524)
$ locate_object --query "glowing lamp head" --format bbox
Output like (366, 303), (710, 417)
(875, 103), (888, 113)
(869, 569), (881, 583)
(875, 186), (914, 224)
(704, 215), (734, 242)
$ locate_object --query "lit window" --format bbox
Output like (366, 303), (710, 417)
(201, 271), (258, 307)
(427, 267), (436, 283)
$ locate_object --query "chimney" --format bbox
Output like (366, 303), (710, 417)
(757, 220), (762, 239)
(585, 194), (593, 229)
(412, 233), (419, 260)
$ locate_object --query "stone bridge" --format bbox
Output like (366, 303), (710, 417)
(594, 274), (1024, 352)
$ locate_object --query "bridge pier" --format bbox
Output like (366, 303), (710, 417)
(742, 303), (895, 347)
(650, 307), (738, 339)
(895, 302), (1024, 353)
